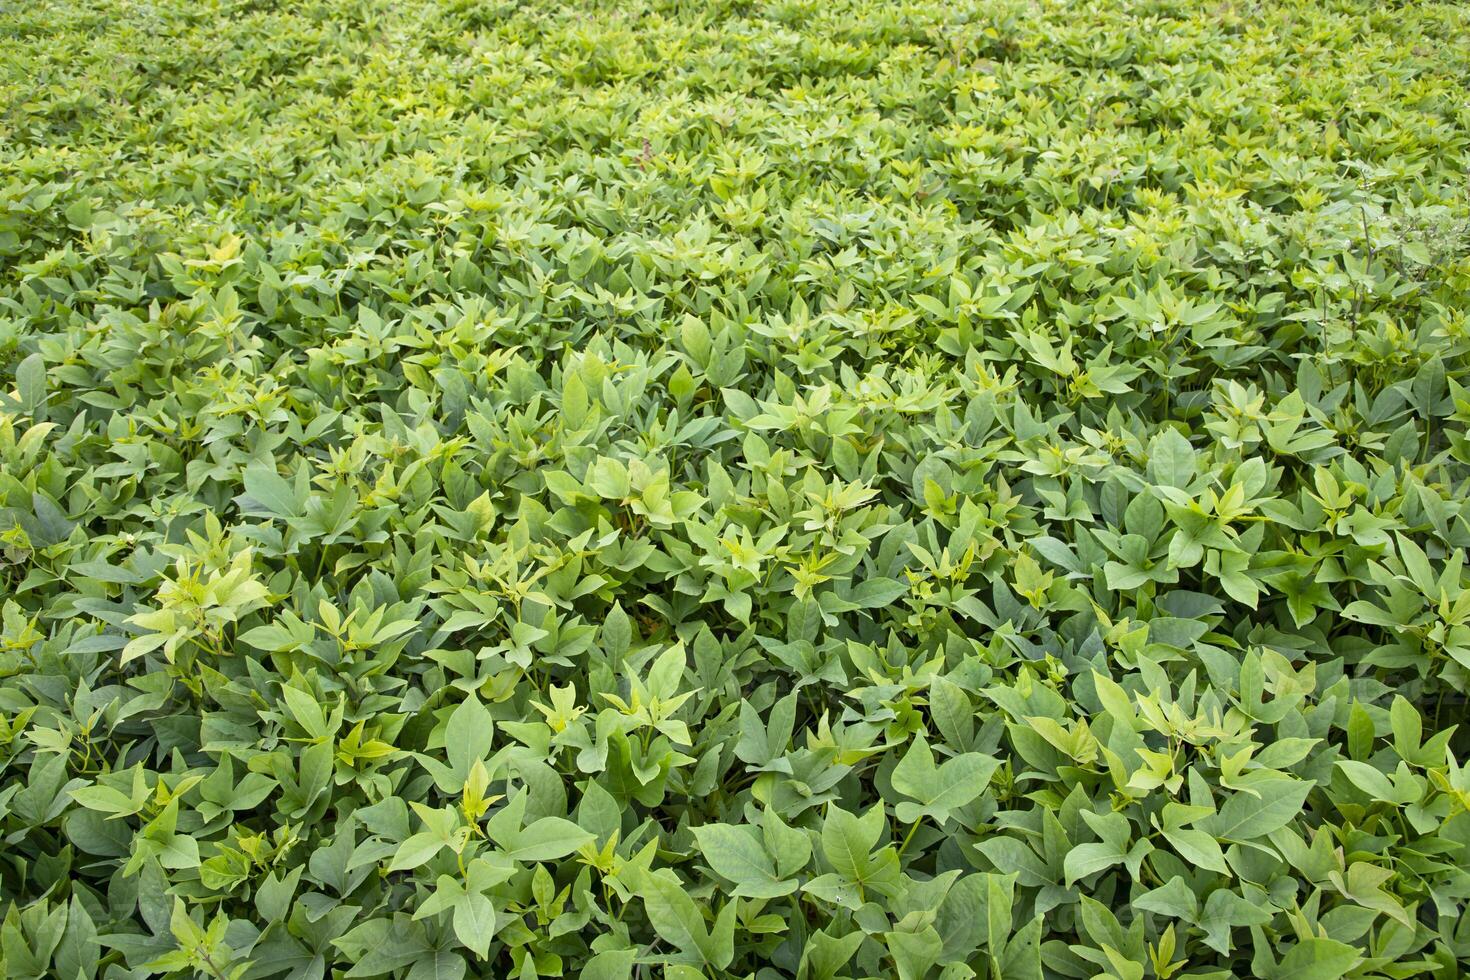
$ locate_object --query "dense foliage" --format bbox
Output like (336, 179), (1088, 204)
(4, 0), (1470, 977)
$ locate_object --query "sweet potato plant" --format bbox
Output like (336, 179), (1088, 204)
(2, 0), (1470, 978)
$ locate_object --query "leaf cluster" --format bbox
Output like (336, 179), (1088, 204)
(2, 0), (1470, 978)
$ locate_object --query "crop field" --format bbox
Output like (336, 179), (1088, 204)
(3, 0), (1470, 977)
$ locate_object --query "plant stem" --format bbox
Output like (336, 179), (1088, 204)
(897, 817), (923, 858)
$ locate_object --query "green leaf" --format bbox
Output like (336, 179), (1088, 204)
(388, 833), (445, 872)
(1335, 760), (1396, 800)
(502, 817), (594, 863)
(452, 892), (498, 958)
(1160, 827), (1227, 874)
(821, 804), (884, 882)
(1274, 938), (1359, 980)
(445, 695), (493, 781)
(16, 353), (46, 413)
(581, 949), (637, 980)
(1064, 843), (1124, 884)
(1203, 780), (1312, 841)
(638, 870), (733, 969)
(850, 577), (908, 608)
(890, 735), (1000, 825)
(242, 461), (302, 518)
(1148, 428), (1197, 489)
(692, 823), (793, 898)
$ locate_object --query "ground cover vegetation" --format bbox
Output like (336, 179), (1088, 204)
(3, 0), (1470, 977)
